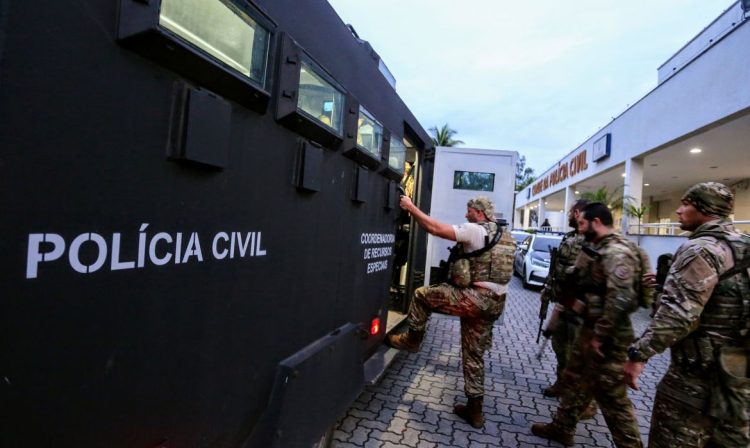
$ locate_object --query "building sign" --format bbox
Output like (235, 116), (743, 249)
(531, 149), (589, 196)
(592, 133), (611, 162)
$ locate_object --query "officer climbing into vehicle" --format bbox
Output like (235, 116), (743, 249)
(386, 195), (515, 428)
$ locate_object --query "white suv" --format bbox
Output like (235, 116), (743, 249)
(513, 233), (563, 288)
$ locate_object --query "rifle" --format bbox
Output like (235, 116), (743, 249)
(537, 246), (559, 343)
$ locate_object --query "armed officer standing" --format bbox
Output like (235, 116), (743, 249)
(625, 182), (750, 448)
(532, 202), (644, 447)
(386, 195), (515, 428)
(538, 199), (598, 419)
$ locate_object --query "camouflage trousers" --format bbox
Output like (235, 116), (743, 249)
(648, 364), (750, 448)
(550, 309), (582, 379)
(553, 326), (643, 448)
(407, 283), (505, 398)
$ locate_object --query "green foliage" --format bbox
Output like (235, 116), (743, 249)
(625, 200), (650, 237)
(580, 186), (630, 211)
(625, 202), (649, 220)
(429, 123), (464, 147)
(515, 155), (536, 192)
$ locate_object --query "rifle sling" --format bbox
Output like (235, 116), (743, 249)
(452, 226), (503, 261)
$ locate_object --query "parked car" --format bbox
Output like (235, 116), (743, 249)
(510, 229), (531, 245)
(513, 233), (563, 288)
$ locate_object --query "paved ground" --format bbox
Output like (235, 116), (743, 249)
(332, 276), (670, 447)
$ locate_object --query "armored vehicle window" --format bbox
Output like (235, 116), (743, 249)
(357, 107), (383, 159)
(388, 137), (406, 174)
(159, 0), (270, 85)
(453, 170), (495, 192)
(297, 62), (345, 134)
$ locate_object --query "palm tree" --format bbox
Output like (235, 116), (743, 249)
(580, 186), (629, 211)
(429, 124), (464, 147)
(625, 201), (650, 241)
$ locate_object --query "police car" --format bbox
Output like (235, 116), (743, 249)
(513, 232), (563, 288)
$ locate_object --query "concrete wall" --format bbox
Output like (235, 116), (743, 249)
(658, 2), (745, 84)
(628, 234), (688, 268)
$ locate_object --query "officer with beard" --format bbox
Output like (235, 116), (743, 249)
(625, 182), (750, 447)
(386, 195), (515, 428)
(532, 202), (644, 447)
(539, 199), (599, 420)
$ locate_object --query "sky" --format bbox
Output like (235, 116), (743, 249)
(326, 0), (735, 175)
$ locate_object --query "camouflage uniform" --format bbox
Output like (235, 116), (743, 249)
(541, 230), (585, 381)
(407, 283), (505, 397)
(407, 217), (515, 397)
(551, 232), (644, 447)
(629, 183), (750, 448)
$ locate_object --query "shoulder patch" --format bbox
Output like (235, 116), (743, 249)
(614, 263), (633, 280)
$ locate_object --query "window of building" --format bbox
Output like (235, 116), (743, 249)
(453, 171), (495, 192)
(356, 107), (383, 159)
(297, 62), (345, 134)
(159, 0), (270, 86)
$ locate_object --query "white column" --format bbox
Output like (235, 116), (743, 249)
(537, 198), (546, 228)
(622, 158), (644, 234)
(522, 206), (530, 228)
(514, 208), (523, 229)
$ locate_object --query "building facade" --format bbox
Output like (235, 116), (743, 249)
(514, 1), (750, 260)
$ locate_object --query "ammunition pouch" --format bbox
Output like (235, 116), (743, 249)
(709, 346), (750, 423)
(673, 336), (720, 372)
(449, 258), (472, 288)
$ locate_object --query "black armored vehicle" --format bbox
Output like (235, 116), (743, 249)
(0, 1), (433, 446)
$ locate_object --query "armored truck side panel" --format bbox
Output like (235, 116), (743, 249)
(0, 1), (433, 447)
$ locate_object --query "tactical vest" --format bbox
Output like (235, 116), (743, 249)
(666, 223), (750, 420)
(448, 221), (515, 287)
(549, 230), (583, 301)
(619, 238), (654, 309)
(689, 225), (750, 340)
(579, 233), (642, 321)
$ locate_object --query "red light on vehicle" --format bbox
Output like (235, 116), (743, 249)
(370, 317), (380, 336)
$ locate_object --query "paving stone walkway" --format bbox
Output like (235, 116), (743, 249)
(332, 276), (670, 447)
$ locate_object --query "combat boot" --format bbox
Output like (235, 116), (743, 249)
(531, 423), (575, 446)
(454, 396), (484, 428)
(385, 330), (424, 353)
(543, 381), (565, 397)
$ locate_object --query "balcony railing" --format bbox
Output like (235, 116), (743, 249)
(627, 220), (750, 236)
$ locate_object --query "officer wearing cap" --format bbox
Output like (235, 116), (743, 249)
(625, 182), (750, 447)
(386, 195), (515, 428)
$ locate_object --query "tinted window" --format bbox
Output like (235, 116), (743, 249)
(356, 107), (383, 158)
(160, 0), (270, 85)
(388, 137), (406, 173)
(297, 62), (345, 133)
(532, 236), (561, 252)
(453, 171), (495, 191)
